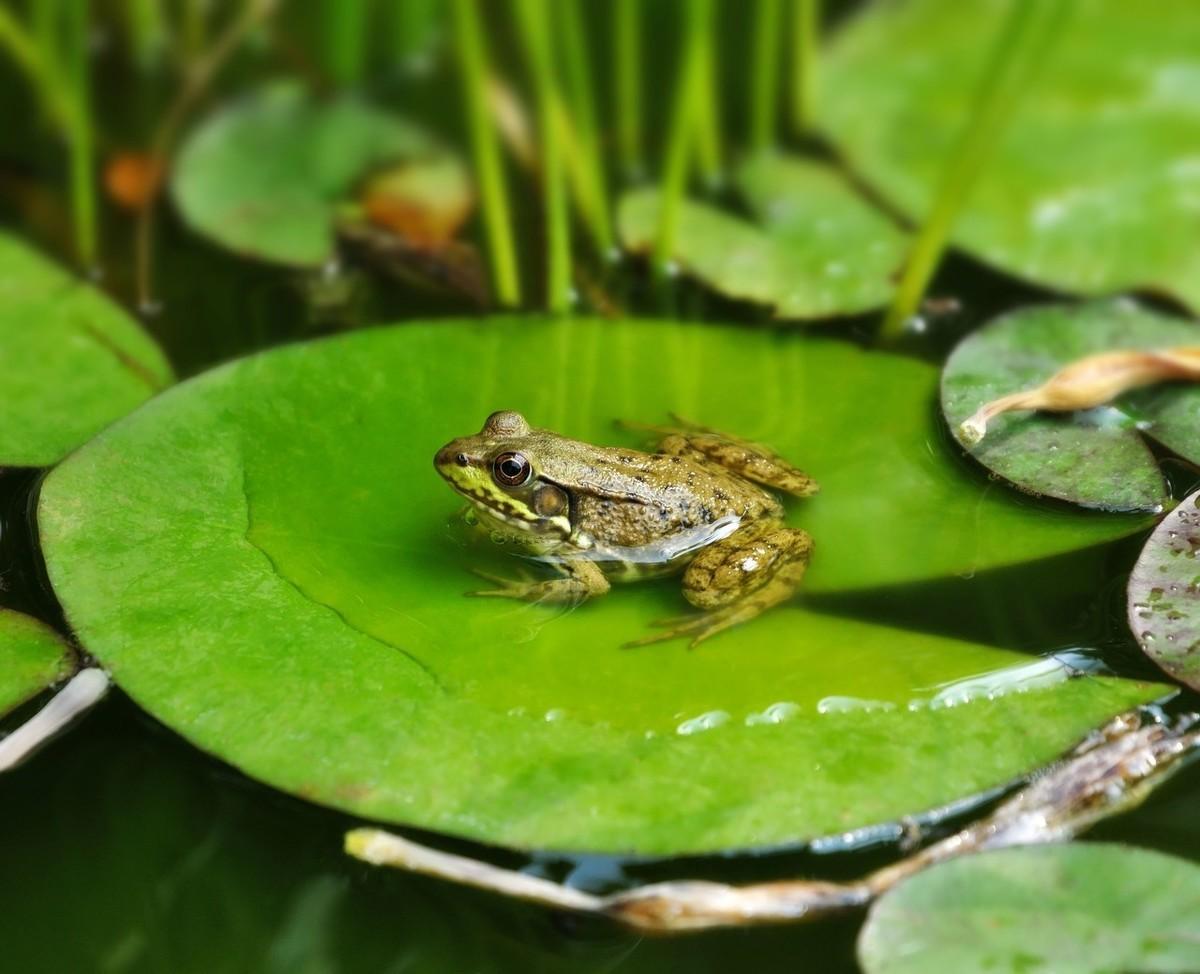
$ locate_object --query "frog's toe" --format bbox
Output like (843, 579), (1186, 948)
(624, 610), (739, 649)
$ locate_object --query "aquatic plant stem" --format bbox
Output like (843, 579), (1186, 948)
(323, 0), (368, 86)
(749, 0), (783, 156)
(692, 7), (722, 186)
(135, 0), (279, 309)
(653, 0), (713, 275)
(125, 0), (166, 70)
(791, 0), (819, 133)
(880, 0), (1070, 340)
(451, 0), (521, 306)
(614, 0), (642, 180)
(0, 5), (74, 134)
(514, 0), (571, 312)
(64, 0), (96, 269)
(557, 0), (613, 255)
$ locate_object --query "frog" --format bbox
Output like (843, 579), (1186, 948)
(433, 410), (818, 647)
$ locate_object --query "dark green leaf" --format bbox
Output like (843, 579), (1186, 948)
(942, 300), (1200, 511)
(859, 844), (1200, 974)
(172, 82), (454, 267)
(618, 155), (907, 319)
(0, 610), (73, 719)
(0, 233), (172, 467)
(821, 0), (1200, 309)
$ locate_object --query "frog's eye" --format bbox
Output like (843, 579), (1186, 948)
(493, 451), (532, 487)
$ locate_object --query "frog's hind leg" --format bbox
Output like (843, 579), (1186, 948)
(468, 558), (610, 605)
(625, 522), (812, 649)
(619, 417), (818, 498)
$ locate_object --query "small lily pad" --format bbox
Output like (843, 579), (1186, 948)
(0, 233), (173, 467)
(172, 82), (452, 267)
(942, 300), (1200, 511)
(859, 844), (1200, 974)
(1129, 487), (1200, 691)
(38, 317), (1165, 854)
(821, 0), (1200, 310)
(0, 610), (73, 719)
(618, 155), (908, 320)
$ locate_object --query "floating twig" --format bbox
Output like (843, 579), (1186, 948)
(0, 668), (110, 772)
(347, 710), (1199, 934)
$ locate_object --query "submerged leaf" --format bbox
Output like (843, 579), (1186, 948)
(0, 232), (173, 467)
(822, 0), (1200, 310)
(172, 82), (451, 267)
(618, 155), (907, 320)
(0, 610), (73, 719)
(858, 844), (1200, 974)
(38, 317), (1163, 854)
(943, 300), (1200, 511)
(1129, 487), (1200, 692)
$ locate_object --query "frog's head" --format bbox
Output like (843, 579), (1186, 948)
(434, 410), (572, 538)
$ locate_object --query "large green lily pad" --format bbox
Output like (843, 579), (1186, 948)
(38, 318), (1163, 854)
(821, 0), (1200, 309)
(859, 844), (1200, 974)
(618, 155), (907, 319)
(172, 82), (452, 267)
(942, 300), (1200, 512)
(0, 234), (173, 467)
(0, 610), (73, 719)
(1129, 487), (1200, 692)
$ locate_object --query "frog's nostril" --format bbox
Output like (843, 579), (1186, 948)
(455, 452), (469, 467)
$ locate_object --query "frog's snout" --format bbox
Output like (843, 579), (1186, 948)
(435, 445), (471, 467)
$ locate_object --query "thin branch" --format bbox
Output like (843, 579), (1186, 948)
(347, 710), (1199, 934)
(0, 668), (110, 772)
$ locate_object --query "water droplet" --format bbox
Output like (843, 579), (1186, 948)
(544, 708), (566, 722)
(676, 710), (730, 735)
(744, 701), (801, 726)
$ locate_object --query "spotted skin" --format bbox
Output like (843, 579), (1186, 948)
(434, 411), (817, 648)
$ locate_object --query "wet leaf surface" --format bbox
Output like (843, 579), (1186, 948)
(0, 609), (73, 718)
(618, 155), (907, 320)
(0, 233), (173, 467)
(38, 318), (1164, 854)
(821, 0), (1200, 309)
(942, 300), (1200, 511)
(172, 82), (452, 267)
(1129, 487), (1200, 691)
(858, 844), (1200, 974)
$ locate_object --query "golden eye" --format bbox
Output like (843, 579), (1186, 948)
(493, 451), (531, 487)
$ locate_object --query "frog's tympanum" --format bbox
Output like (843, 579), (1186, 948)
(434, 411), (817, 647)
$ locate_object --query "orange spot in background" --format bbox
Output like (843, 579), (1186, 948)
(104, 152), (164, 211)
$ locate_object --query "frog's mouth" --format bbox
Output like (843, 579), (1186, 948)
(434, 444), (569, 539)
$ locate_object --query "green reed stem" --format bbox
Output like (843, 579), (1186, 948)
(791, 0), (819, 132)
(654, 0), (713, 274)
(692, 7), (722, 186)
(126, 0), (165, 70)
(181, 0), (210, 62)
(515, 0), (570, 312)
(64, 0), (96, 269)
(880, 0), (1069, 340)
(557, 0), (612, 254)
(31, 0), (60, 76)
(749, 0), (782, 156)
(451, 0), (520, 306)
(614, 0), (641, 179)
(323, 0), (368, 85)
(0, 5), (73, 134)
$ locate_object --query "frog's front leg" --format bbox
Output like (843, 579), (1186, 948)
(468, 557), (610, 605)
(626, 521), (812, 648)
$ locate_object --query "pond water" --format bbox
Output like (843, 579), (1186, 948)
(3, 5), (1200, 971)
